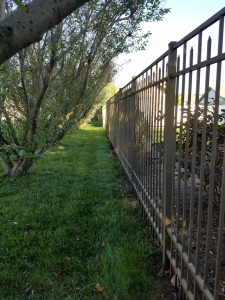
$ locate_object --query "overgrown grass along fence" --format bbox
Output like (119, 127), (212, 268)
(102, 7), (225, 300)
(0, 122), (161, 300)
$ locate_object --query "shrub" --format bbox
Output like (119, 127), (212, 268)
(176, 104), (225, 205)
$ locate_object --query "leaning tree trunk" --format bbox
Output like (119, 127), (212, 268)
(6, 159), (34, 176)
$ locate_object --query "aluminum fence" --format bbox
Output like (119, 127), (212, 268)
(102, 7), (225, 300)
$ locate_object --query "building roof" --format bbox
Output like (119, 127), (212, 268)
(199, 87), (225, 103)
(211, 86), (225, 98)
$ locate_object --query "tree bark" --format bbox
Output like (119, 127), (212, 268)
(7, 159), (34, 176)
(0, 0), (90, 64)
(0, 0), (6, 21)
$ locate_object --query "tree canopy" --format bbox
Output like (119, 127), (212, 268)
(0, 0), (170, 176)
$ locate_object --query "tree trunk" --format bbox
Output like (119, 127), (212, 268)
(6, 159), (33, 176)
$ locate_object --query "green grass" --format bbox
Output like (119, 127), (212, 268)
(0, 121), (160, 300)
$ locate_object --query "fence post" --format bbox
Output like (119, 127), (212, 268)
(163, 41), (177, 269)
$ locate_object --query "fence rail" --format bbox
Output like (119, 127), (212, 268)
(102, 7), (225, 300)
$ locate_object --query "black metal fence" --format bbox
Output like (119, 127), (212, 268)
(102, 7), (225, 300)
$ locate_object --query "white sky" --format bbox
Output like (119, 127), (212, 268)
(115, 0), (225, 90)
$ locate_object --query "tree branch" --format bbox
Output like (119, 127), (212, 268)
(0, 131), (9, 144)
(55, 0), (112, 62)
(50, 57), (65, 83)
(0, 0), (90, 64)
(30, 21), (63, 138)
(19, 50), (31, 118)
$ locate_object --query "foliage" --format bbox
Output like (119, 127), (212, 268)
(0, 143), (47, 163)
(0, 0), (170, 176)
(176, 104), (225, 204)
(11, 0), (28, 12)
(69, 82), (117, 130)
(0, 122), (159, 299)
(91, 81), (117, 120)
(97, 81), (117, 104)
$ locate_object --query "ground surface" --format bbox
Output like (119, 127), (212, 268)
(0, 121), (173, 300)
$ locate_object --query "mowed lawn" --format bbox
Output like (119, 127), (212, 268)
(0, 122), (159, 300)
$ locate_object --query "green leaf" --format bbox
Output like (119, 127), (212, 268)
(21, 155), (38, 159)
(22, 155), (49, 160)
(19, 149), (26, 156)
(0, 152), (7, 158)
(35, 149), (42, 155)
(4, 92), (11, 99)
(0, 66), (6, 72)
(37, 155), (49, 160)
(12, 0), (28, 12)
(19, 152), (37, 158)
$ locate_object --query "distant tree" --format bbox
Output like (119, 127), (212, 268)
(84, 81), (117, 124)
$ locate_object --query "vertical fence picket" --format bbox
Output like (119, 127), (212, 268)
(180, 41), (187, 287)
(214, 16), (224, 300)
(193, 30), (202, 300)
(186, 47), (194, 294)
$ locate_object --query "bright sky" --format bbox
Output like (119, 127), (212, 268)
(115, 0), (225, 89)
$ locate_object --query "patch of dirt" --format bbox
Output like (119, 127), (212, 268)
(172, 168), (225, 299)
(155, 270), (178, 300)
(139, 151), (225, 299)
